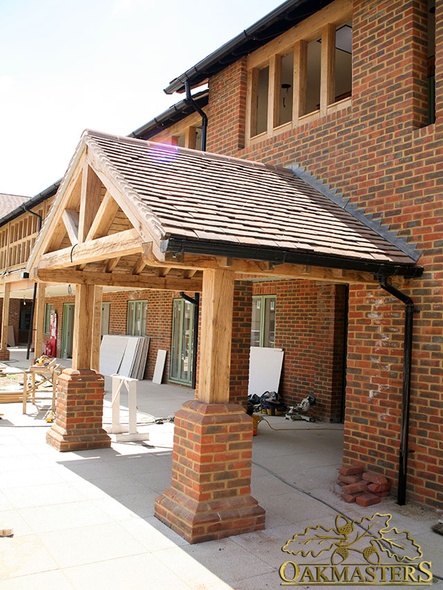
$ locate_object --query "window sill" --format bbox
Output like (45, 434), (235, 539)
(246, 97), (352, 147)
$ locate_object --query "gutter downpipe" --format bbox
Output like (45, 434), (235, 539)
(379, 276), (418, 505)
(184, 80), (208, 152)
(22, 205), (43, 360)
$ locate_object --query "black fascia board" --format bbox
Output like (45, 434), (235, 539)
(130, 91), (209, 140)
(163, 237), (423, 280)
(164, 0), (334, 95)
(0, 181), (60, 228)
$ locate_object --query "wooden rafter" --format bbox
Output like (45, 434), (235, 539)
(132, 255), (146, 275)
(142, 244), (377, 285)
(79, 164), (103, 243)
(85, 191), (120, 241)
(62, 210), (79, 246)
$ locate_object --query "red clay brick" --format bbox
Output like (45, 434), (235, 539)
(362, 472), (389, 485)
(339, 465), (365, 477)
(338, 474), (363, 485)
(341, 492), (358, 503)
(356, 493), (382, 507)
(368, 482), (392, 493)
(342, 481), (368, 494)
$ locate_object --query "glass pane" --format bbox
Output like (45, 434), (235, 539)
(252, 66), (269, 136)
(263, 297), (276, 348)
(251, 298), (261, 346)
(278, 52), (294, 125)
(334, 24), (352, 102)
(170, 300), (182, 380)
(305, 39), (321, 114)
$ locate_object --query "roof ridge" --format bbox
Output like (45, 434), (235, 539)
(84, 129), (292, 175)
(289, 165), (421, 263)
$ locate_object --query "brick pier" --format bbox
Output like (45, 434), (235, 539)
(46, 368), (111, 452)
(155, 400), (265, 544)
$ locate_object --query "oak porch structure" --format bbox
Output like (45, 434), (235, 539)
(26, 131), (421, 543)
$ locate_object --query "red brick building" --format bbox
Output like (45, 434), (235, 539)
(0, 0), (441, 531)
(139, 0), (441, 510)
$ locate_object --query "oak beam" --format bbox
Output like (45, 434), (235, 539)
(36, 268), (203, 292)
(36, 228), (143, 271)
(79, 164), (103, 243)
(62, 210), (79, 246)
(85, 191), (120, 241)
(197, 269), (234, 404)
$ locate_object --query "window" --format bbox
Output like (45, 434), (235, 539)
(248, 4), (352, 141)
(127, 300), (147, 336)
(172, 125), (203, 150)
(251, 296), (276, 348)
(44, 303), (54, 334)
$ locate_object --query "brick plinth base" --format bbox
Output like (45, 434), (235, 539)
(0, 349), (10, 361)
(46, 369), (111, 452)
(155, 400), (265, 544)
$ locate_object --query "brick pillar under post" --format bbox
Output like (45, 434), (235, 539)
(46, 284), (111, 452)
(155, 400), (265, 543)
(155, 269), (265, 543)
(46, 369), (111, 452)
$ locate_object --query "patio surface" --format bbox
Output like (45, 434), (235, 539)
(0, 348), (441, 589)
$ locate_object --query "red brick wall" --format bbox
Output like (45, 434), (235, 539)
(252, 281), (346, 421)
(230, 281), (253, 407)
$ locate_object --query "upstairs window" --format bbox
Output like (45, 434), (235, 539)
(248, 3), (352, 141)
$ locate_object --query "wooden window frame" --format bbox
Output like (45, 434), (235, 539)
(246, 0), (352, 144)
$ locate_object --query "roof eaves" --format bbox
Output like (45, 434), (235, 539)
(162, 236), (423, 279)
(0, 182), (60, 229)
(289, 165), (422, 263)
(164, 0), (334, 94)
(129, 90), (209, 140)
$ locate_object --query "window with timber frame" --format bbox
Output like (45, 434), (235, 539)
(247, 0), (352, 142)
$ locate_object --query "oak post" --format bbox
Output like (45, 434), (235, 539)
(72, 283), (95, 370)
(197, 268), (235, 404)
(0, 283), (11, 360)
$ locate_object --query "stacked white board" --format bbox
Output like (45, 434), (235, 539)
(248, 346), (284, 396)
(100, 335), (150, 379)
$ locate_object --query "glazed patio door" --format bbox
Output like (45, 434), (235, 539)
(170, 298), (195, 386)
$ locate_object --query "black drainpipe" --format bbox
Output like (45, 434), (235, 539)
(184, 80), (208, 152)
(379, 276), (418, 505)
(179, 292), (200, 390)
(22, 205), (43, 360)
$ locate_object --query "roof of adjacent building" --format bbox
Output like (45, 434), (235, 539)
(0, 193), (30, 218)
(77, 130), (419, 276)
(164, 0), (335, 94)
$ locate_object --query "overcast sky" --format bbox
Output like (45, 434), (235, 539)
(1, 0), (281, 197)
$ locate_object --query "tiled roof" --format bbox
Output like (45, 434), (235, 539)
(0, 193), (30, 219)
(83, 130), (419, 272)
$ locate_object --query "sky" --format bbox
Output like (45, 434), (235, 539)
(0, 0), (283, 197)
